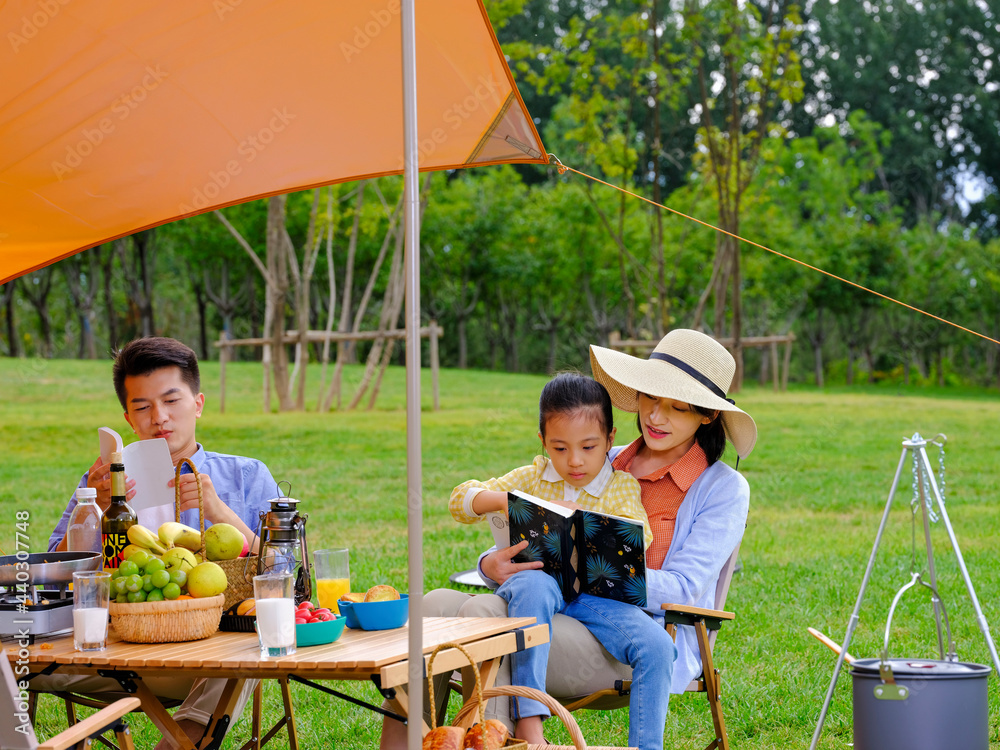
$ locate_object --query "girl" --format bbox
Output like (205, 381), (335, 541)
(399, 330), (756, 750)
(449, 372), (652, 743)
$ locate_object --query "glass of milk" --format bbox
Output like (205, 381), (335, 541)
(253, 572), (296, 657)
(72, 571), (111, 652)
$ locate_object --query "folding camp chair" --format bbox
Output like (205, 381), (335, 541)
(2, 657), (140, 750)
(560, 542), (742, 750)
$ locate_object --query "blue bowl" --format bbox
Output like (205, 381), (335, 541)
(295, 614), (346, 647)
(338, 600), (362, 629)
(343, 594), (409, 630)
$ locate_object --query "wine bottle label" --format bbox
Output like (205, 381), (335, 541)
(102, 532), (129, 571)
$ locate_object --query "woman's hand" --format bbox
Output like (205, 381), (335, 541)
(481, 540), (543, 585)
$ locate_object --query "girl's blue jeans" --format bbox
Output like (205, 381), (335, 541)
(496, 569), (676, 750)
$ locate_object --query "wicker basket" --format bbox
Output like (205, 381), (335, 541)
(174, 458), (259, 611)
(425, 642), (588, 750)
(109, 594), (224, 643)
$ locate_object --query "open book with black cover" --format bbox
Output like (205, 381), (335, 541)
(505, 489), (647, 606)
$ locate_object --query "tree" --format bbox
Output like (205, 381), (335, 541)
(795, 0), (1000, 225)
(684, 0), (804, 388)
(1, 279), (18, 357)
(62, 251), (100, 359)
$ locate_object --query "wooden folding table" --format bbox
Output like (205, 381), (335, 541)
(16, 616), (547, 749)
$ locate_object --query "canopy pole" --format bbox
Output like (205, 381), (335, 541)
(401, 0), (424, 748)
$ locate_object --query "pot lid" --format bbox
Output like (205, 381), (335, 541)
(852, 657), (991, 677)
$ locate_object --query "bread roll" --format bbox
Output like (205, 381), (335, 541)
(422, 726), (466, 750)
(463, 719), (510, 750)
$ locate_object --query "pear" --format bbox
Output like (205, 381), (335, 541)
(205, 523), (246, 561)
(186, 561), (227, 598)
(161, 546), (198, 573)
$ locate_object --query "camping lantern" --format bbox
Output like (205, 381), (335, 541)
(255, 497), (312, 604)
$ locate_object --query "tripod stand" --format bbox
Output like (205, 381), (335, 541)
(809, 433), (1000, 750)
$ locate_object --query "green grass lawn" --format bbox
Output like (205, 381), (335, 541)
(3, 357), (1000, 748)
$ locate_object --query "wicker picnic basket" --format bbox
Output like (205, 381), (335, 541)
(424, 642), (588, 750)
(109, 593), (224, 643)
(172, 457), (259, 611)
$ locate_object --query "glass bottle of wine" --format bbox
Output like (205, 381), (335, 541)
(101, 451), (136, 571)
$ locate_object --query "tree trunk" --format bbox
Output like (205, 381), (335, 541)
(457, 316), (468, 369)
(22, 268), (55, 357)
(192, 275), (209, 360)
(99, 245), (120, 350)
(813, 340), (824, 388)
(119, 230), (157, 338)
(62, 253), (98, 360)
(846, 344), (855, 386)
(266, 195), (294, 411)
(1, 279), (18, 356)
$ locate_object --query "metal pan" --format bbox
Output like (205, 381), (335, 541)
(0, 552), (101, 585)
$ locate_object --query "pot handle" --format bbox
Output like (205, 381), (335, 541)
(878, 571), (958, 696)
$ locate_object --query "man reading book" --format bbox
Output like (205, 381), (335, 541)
(44, 336), (278, 750)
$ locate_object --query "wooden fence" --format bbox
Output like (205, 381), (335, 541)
(214, 322), (442, 411)
(608, 331), (795, 391)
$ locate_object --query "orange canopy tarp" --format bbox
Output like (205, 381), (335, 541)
(0, 0), (546, 284)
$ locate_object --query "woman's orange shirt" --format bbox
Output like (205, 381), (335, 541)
(612, 438), (709, 570)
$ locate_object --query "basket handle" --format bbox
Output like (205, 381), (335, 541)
(452, 686), (589, 749)
(174, 458), (207, 559)
(426, 641), (484, 730)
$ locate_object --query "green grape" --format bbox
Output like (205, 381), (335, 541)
(129, 550), (152, 569)
(114, 577), (129, 595)
(146, 588), (165, 602)
(150, 569), (171, 589)
(125, 574), (143, 593)
(145, 558), (166, 574)
(118, 560), (139, 578)
(127, 589), (147, 603)
(110, 568), (123, 580)
(115, 593), (129, 604)
(168, 569), (187, 588)
(162, 582), (181, 600)
(142, 574), (155, 593)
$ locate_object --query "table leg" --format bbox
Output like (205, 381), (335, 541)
(385, 685), (432, 735)
(275, 677), (297, 750)
(453, 657), (502, 730)
(132, 679), (196, 750)
(198, 678), (246, 750)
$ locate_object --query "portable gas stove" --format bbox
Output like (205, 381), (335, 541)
(0, 552), (101, 643)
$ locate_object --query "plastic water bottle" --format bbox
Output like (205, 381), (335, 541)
(67, 487), (102, 554)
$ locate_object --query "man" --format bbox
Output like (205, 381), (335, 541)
(45, 336), (278, 749)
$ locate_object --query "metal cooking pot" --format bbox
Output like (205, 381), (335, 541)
(0, 551), (101, 586)
(851, 573), (990, 750)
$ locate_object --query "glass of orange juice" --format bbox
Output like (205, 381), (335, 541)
(313, 548), (350, 615)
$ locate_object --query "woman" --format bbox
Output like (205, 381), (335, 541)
(381, 329), (756, 750)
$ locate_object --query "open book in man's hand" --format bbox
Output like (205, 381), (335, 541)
(506, 490), (647, 607)
(98, 427), (175, 527)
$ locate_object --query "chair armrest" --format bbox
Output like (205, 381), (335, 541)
(38, 696), (141, 750)
(660, 603), (735, 631)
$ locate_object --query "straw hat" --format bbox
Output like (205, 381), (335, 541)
(590, 329), (758, 458)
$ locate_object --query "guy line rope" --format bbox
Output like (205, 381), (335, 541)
(546, 154), (1000, 348)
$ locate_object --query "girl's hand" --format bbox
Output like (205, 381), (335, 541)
(481, 540), (543, 585)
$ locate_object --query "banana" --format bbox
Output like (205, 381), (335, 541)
(127, 524), (168, 555)
(121, 543), (160, 561)
(158, 521), (202, 551)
